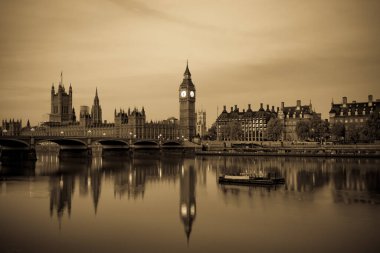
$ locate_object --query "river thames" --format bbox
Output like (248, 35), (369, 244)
(1, 154), (379, 253)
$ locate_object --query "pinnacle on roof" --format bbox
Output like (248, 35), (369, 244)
(184, 60), (191, 77)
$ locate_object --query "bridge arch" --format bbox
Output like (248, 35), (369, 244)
(133, 140), (159, 146)
(162, 141), (182, 146)
(96, 139), (129, 146)
(36, 138), (88, 147)
(0, 138), (30, 148)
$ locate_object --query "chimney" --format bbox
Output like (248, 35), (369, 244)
(234, 105), (238, 111)
(230, 107), (233, 112)
(271, 106), (275, 112)
(368, 95), (373, 103)
(281, 102), (284, 110)
(223, 105), (226, 112)
(266, 104), (270, 111)
(260, 103), (263, 109)
(296, 100), (301, 107)
(352, 100), (356, 104)
(248, 104), (251, 110)
(277, 107), (279, 112)
(343, 97), (347, 104)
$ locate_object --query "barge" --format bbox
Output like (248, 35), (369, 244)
(218, 174), (285, 185)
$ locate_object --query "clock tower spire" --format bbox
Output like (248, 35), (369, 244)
(179, 61), (196, 140)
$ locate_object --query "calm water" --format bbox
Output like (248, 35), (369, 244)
(1, 153), (380, 253)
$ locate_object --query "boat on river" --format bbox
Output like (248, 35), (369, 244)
(218, 173), (285, 185)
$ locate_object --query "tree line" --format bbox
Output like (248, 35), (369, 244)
(205, 113), (380, 143)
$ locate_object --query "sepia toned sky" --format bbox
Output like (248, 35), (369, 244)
(0, 0), (379, 127)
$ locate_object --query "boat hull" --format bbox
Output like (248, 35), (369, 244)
(218, 176), (285, 185)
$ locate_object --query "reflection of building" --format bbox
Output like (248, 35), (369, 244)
(331, 164), (380, 205)
(112, 158), (182, 199)
(195, 110), (207, 137)
(278, 100), (319, 141)
(90, 157), (102, 213)
(49, 72), (75, 123)
(179, 62), (196, 140)
(216, 104), (277, 141)
(179, 161), (196, 243)
(49, 175), (75, 221)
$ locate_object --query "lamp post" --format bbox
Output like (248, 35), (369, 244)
(158, 134), (162, 145)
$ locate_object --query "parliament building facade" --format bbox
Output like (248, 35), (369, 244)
(21, 64), (198, 140)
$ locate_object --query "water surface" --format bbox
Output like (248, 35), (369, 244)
(1, 154), (379, 253)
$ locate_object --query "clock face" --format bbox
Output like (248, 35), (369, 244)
(190, 91), (195, 97)
(180, 90), (187, 97)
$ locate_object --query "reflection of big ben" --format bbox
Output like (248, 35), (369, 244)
(179, 160), (197, 243)
(179, 61), (196, 140)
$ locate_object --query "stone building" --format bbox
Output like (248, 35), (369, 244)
(329, 95), (379, 126)
(80, 106), (92, 127)
(215, 103), (277, 141)
(278, 100), (319, 141)
(195, 110), (207, 137)
(91, 88), (102, 124)
(21, 69), (185, 140)
(49, 72), (75, 124)
(1, 119), (22, 136)
(179, 61), (196, 140)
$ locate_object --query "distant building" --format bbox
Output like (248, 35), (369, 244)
(195, 110), (206, 137)
(49, 72), (75, 124)
(278, 100), (319, 141)
(21, 67), (190, 140)
(80, 106), (92, 127)
(215, 103), (277, 141)
(1, 119), (22, 136)
(329, 95), (379, 126)
(91, 88), (102, 125)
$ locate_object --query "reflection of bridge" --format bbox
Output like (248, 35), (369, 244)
(0, 136), (186, 160)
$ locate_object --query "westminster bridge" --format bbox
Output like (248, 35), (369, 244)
(0, 136), (190, 161)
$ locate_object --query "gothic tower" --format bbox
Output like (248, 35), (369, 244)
(49, 72), (74, 123)
(179, 61), (196, 140)
(91, 88), (102, 124)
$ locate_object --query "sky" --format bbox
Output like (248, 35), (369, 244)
(0, 0), (379, 127)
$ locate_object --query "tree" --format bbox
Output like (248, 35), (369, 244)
(296, 120), (311, 140)
(362, 112), (380, 142)
(222, 121), (243, 140)
(346, 124), (361, 144)
(331, 122), (345, 141)
(310, 115), (329, 141)
(266, 118), (284, 141)
(206, 124), (217, 140)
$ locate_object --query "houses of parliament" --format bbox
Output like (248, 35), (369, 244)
(13, 63), (206, 140)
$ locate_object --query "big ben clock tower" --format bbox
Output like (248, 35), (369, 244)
(179, 61), (196, 140)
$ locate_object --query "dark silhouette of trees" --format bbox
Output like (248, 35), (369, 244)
(266, 118), (284, 141)
(296, 120), (311, 140)
(331, 122), (345, 141)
